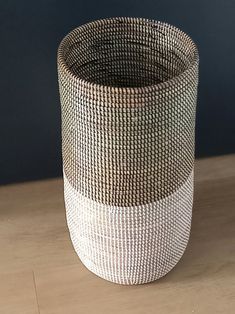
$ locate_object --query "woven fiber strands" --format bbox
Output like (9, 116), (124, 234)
(58, 17), (199, 284)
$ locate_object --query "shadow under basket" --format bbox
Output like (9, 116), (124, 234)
(57, 17), (199, 285)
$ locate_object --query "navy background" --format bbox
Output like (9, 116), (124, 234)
(0, 0), (235, 184)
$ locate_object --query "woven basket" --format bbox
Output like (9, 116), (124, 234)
(58, 17), (199, 285)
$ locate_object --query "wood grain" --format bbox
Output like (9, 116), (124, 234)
(0, 271), (39, 314)
(0, 155), (234, 313)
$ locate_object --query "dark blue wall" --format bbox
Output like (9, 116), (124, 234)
(1, 0), (235, 184)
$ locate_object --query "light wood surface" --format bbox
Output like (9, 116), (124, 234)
(0, 155), (234, 313)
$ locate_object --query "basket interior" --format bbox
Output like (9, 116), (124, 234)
(61, 18), (196, 88)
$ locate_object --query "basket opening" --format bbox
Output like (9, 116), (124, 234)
(60, 18), (197, 88)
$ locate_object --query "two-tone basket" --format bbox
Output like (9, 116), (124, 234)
(58, 17), (199, 285)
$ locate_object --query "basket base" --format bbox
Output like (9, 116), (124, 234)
(64, 170), (193, 285)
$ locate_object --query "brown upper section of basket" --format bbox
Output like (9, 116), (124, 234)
(58, 17), (199, 206)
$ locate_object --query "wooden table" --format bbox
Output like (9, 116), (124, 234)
(0, 155), (234, 314)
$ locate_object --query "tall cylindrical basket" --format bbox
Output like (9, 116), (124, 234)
(58, 17), (199, 285)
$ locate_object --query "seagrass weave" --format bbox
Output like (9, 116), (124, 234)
(58, 17), (199, 284)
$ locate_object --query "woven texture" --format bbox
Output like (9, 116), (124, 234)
(58, 17), (199, 284)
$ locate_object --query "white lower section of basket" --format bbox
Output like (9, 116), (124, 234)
(64, 170), (194, 285)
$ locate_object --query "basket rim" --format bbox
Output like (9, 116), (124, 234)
(57, 17), (199, 95)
